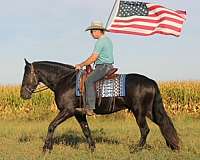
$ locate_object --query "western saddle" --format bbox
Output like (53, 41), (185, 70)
(79, 65), (118, 95)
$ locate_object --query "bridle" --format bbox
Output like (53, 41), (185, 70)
(33, 85), (49, 93)
(24, 64), (49, 94)
(24, 84), (49, 94)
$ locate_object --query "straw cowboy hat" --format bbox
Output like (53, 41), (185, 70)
(85, 20), (109, 32)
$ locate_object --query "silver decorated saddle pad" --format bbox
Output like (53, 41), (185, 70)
(76, 71), (126, 97)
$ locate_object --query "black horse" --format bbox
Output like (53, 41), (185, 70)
(20, 59), (180, 153)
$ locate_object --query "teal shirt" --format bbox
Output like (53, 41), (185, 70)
(93, 35), (114, 65)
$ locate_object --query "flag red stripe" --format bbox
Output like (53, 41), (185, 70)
(148, 5), (186, 18)
(156, 24), (181, 32)
(149, 10), (185, 20)
(114, 17), (184, 25)
(148, 4), (180, 13)
(111, 23), (181, 32)
(111, 24), (154, 30)
(109, 29), (180, 37)
(148, 5), (167, 11)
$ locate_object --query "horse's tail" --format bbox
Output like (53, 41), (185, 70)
(152, 82), (180, 150)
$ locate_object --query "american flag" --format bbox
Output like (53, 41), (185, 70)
(108, 1), (187, 37)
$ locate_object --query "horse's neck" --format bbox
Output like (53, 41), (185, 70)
(38, 72), (57, 91)
(37, 67), (76, 92)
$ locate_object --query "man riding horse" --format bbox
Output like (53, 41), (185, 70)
(20, 21), (180, 153)
(75, 20), (114, 116)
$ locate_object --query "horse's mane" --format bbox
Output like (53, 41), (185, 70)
(32, 61), (76, 79)
(33, 61), (74, 69)
(33, 61), (74, 71)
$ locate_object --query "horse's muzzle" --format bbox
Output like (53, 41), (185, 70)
(20, 87), (32, 100)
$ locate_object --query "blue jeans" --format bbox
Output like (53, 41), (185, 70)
(85, 64), (113, 109)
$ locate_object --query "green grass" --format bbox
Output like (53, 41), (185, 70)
(0, 116), (199, 160)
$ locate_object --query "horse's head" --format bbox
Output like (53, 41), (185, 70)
(20, 59), (39, 99)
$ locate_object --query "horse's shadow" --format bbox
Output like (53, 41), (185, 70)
(51, 128), (120, 149)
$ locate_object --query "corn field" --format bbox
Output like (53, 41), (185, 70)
(0, 81), (199, 120)
(159, 81), (200, 116)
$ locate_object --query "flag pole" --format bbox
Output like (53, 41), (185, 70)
(105, 0), (119, 29)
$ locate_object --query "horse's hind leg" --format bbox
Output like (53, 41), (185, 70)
(75, 114), (95, 152)
(131, 104), (150, 150)
(43, 110), (72, 153)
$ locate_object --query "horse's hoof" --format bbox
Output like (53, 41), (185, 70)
(43, 148), (49, 154)
(90, 147), (95, 153)
(89, 142), (96, 153)
(42, 149), (52, 155)
(42, 148), (48, 155)
(167, 143), (180, 151)
(89, 145), (96, 153)
(43, 145), (52, 154)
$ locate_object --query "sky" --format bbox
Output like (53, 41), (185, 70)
(0, 0), (199, 84)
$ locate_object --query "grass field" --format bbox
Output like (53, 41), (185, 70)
(0, 116), (200, 160)
(0, 81), (200, 159)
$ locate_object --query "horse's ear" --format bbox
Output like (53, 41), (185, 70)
(24, 58), (31, 65)
(31, 63), (34, 72)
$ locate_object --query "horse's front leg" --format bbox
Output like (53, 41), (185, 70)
(75, 113), (96, 152)
(43, 110), (72, 153)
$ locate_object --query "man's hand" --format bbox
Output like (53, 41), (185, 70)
(75, 53), (98, 70)
(75, 64), (82, 70)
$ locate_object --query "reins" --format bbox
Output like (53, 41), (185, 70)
(33, 85), (49, 93)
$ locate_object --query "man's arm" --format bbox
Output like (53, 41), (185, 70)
(75, 53), (99, 70)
